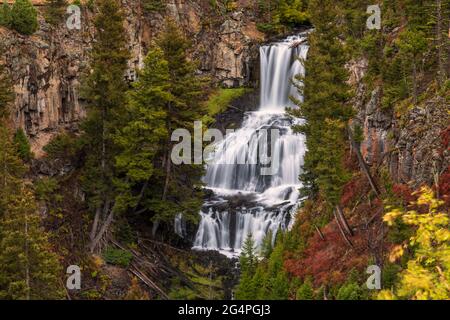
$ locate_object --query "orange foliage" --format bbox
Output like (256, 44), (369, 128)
(340, 175), (369, 207)
(392, 183), (417, 205)
(285, 222), (369, 287)
(438, 167), (450, 207)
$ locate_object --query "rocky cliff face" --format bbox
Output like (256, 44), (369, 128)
(349, 58), (449, 187)
(0, 0), (264, 156)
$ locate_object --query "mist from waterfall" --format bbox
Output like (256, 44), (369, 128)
(191, 34), (309, 257)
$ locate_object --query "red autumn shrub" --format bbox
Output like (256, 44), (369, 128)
(392, 183), (417, 205)
(340, 175), (368, 207)
(438, 167), (450, 207)
(285, 222), (368, 287)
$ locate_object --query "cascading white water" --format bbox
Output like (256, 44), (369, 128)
(192, 34), (309, 257)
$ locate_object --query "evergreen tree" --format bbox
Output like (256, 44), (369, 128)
(0, 49), (12, 118)
(0, 126), (25, 215)
(235, 233), (258, 299)
(0, 0), (12, 27)
(44, 0), (68, 26)
(113, 47), (169, 212)
(13, 128), (32, 162)
(10, 0), (38, 35)
(289, 0), (353, 205)
(81, 0), (130, 253)
(0, 127), (63, 300)
(269, 271), (289, 300)
(141, 19), (208, 228)
(240, 233), (257, 276)
(296, 277), (314, 300)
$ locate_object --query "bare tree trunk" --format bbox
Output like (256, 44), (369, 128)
(314, 224), (325, 241)
(162, 148), (171, 201)
(132, 180), (149, 214)
(348, 126), (381, 196)
(436, 0), (446, 86)
(25, 210), (30, 300)
(89, 209), (115, 253)
(412, 59), (418, 105)
(334, 211), (354, 248)
(89, 206), (101, 242)
(335, 205), (354, 237)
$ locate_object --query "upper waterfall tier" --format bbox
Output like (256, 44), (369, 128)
(260, 35), (308, 111)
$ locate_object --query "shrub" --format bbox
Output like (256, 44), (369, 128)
(10, 0), (38, 35)
(103, 248), (133, 267)
(13, 128), (33, 161)
(0, 1), (12, 27)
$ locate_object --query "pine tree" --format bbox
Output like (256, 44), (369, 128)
(44, 0), (68, 26)
(81, 0), (130, 253)
(296, 277), (314, 300)
(141, 19), (208, 228)
(235, 233), (258, 299)
(0, 126), (63, 300)
(269, 271), (289, 300)
(10, 0), (38, 35)
(240, 233), (257, 276)
(0, 126), (25, 215)
(289, 0), (353, 205)
(0, 0), (12, 27)
(13, 128), (32, 162)
(0, 185), (63, 300)
(113, 47), (169, 212)
(0, 53), (12, 119)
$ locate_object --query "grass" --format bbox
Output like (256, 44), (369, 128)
(206, 87), (251, 118)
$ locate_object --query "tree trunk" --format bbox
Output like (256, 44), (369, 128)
(162, 148), (171, 201)
(436, 0), (446, 86)
(89, 206), (101, 242)
(412, 59), (418, 105)
(314, 224), (325, 241)
(24, 209), (30, 300)
(89, 209), (114, 253)
(334, 211), (354, 248)
(348, 126), (381, 196)
(335, 204), (353, 237)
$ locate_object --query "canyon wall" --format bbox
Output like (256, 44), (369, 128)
(0, 0), (264, 155)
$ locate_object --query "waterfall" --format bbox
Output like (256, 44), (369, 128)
(192, 34), (309, 257)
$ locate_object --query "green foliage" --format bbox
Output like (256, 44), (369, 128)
(80, 0), (130, 223)
(10, 0), (38, 35)
(0, 126), (63, 300)
(0, 1), (12, 27)
(103, 248), (133, 267)
(0, 55), (12, 118)
(256, 0), (310, 34)
(206, 87), (249, 118)
(240, 233), (257, 275)
(296, 277), (314, 300)
(13, 128), (33, 162)
(133, 19), (208, 226)
(44, 0), (68, 26)
(141, 0), (165, 12)
(43, 132), (79, 160)
(236, 232), (295, 300)
(289, 0), (353, 205)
